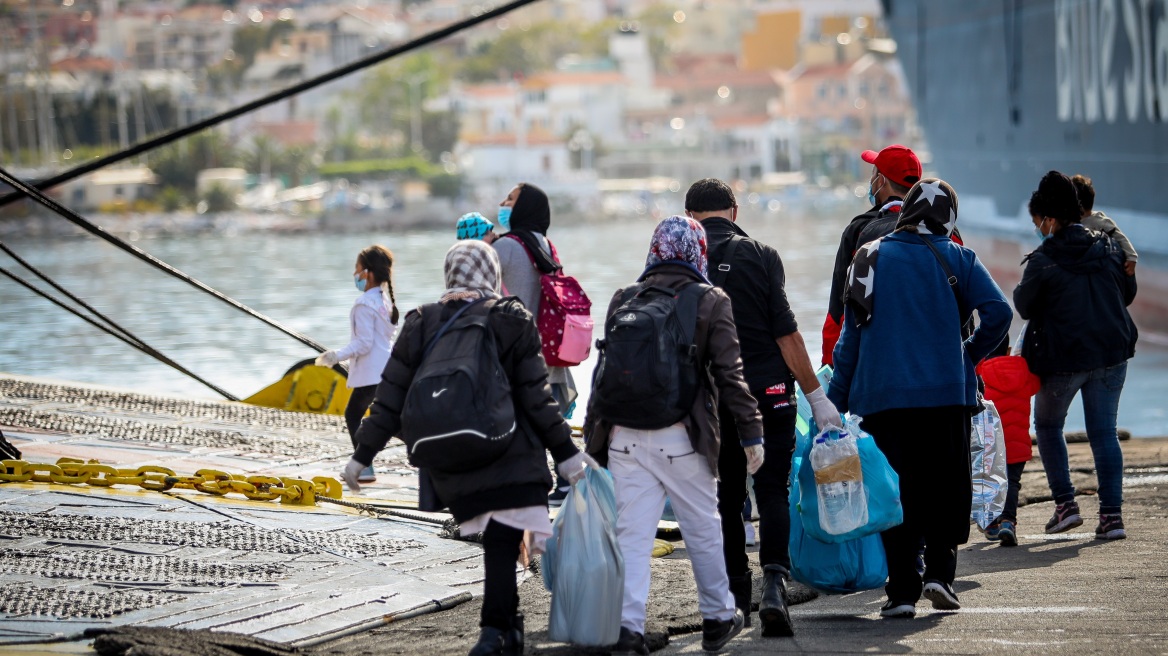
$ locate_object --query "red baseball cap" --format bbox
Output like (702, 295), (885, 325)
(860, 145), (922, 188)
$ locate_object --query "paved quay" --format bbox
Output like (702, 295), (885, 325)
(324, 440), (1168, 656)
(1, 374), (1166, 655)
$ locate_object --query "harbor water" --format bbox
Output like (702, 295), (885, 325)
(1, 205), (1165, 436)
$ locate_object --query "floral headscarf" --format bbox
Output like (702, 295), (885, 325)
(440, 240), (502, 303)
(643, 215), (709, 280)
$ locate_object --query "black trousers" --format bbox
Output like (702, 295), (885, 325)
(344, 384), (378, 449)
(717, 400), (797, 577)
(481, 520), (524, 630)
(862, 406), (972, 603)
(1001, 461), (1026, 522)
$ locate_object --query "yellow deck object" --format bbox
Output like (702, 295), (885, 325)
(651, 538), (675, 558)
(243, 359), (352, 415)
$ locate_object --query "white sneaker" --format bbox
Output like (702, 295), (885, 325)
(922, 581), (961, 610)
(744, 521), (757, 546)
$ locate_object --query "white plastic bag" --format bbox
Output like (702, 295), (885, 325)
(970, 400), (1009, 529)
(542, 467), (623, 646)
(809, 428), (868, 535)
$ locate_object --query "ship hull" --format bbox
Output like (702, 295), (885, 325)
(884, 0), (1168, 332)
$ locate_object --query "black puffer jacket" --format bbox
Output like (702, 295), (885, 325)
(1013, 225), (1138, 376)
(353, 297), (579, 522)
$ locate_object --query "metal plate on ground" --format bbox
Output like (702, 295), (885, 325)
(0, 486), (482, 647)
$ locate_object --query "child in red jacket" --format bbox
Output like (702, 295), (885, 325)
(976, 336), (1042, 546)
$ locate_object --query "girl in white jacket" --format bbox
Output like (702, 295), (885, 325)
(317, 245), (399, 482)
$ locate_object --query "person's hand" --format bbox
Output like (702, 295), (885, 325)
(315, 350), (340, 368)
(744, 445), (765, 475)
(807, 387), (843, 432)
(557, 452), (599, 485)
(1125, 261), (1137, 276)
(341, 458), (364, 493)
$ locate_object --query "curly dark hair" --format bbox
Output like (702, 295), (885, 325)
(1027, 171), (1080, 227)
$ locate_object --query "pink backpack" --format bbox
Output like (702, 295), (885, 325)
(504, 235), (593, 367)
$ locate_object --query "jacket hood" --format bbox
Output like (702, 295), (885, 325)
(639, 262), (708, 285)
(976, 355), (1040, 396)
(1037, 224), (1117, 273)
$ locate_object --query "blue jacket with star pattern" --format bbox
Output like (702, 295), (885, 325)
(827, 231), (1011, 417)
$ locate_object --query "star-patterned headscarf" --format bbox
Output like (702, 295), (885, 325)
(894, 178), (959, 236)
(641, 215), (709, 281)
(844, 178), (960, 326)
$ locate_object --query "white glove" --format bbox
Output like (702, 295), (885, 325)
(341, 458), (364, 493)
(557, 452), (600, 485)
(807, 387), (844, 432)
(744, 444), (765, 475)
(315, 350), (340, 368)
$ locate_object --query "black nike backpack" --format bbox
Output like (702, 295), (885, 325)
(590, 283), (709, 430)
(400, 298), (516, 472)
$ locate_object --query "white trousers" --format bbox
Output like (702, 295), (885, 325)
(609, 424), (736, 634)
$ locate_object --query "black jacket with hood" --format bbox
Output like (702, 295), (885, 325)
(352, 297), (579, 522)
(1013, 224), (1137, 376)
(821, 199), (902, 365)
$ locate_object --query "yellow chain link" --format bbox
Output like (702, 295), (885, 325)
(0, 459), (342, 506)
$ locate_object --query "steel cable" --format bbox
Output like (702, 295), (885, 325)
(0, 0), (545, 210)
(0, 264), (238, 400)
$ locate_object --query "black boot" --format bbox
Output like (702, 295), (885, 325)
(503, 612), (524, 655)
(758, 565), (794, 637)
(728, 572), (753, 628)
(468, 626), (506, 656)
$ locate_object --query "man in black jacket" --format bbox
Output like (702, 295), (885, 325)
(821, 145), (921, 365)
(685, 178), (842, 638)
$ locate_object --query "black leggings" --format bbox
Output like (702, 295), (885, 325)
(344, 385), (378, 448)
(862, 406), (972, 603)
(718, 401), (797, 576)
(481, 520), (524, 630)
(1001, 461), (1026, 522)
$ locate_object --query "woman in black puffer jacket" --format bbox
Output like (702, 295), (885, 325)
(345, 240), (593, 656)
(1014, 171), (1137, 542)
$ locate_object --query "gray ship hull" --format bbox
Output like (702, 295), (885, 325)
(883, 0), (1168, 255)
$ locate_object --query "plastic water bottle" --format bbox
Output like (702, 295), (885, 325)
(810, 430), (868, 535)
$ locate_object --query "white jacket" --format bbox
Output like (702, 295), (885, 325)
(336, 288), (396, 388)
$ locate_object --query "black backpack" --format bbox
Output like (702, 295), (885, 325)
(400, 298), (516, 472)
(590, 283), (709, 430)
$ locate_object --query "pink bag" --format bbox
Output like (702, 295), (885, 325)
(505, 235), (594, 367)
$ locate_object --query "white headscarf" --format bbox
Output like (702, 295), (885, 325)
(440, 240), (502, 304)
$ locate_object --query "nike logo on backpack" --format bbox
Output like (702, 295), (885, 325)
(432, 389), (447, 398)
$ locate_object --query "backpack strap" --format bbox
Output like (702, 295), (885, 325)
(422, 297), (491, 360)
(917, 234), (969, 325)
(502, 233), (563, 273)
(708, 235), (745, 287)
(675, 283), (711, 356)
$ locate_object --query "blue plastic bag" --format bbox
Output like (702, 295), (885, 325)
(788, 366), (889, 593)
(542, 466), (623, 646)
(789, 451), (889, 594)
(797, 417), (902, 544)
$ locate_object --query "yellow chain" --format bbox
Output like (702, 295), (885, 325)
(0, 459), (341, 506)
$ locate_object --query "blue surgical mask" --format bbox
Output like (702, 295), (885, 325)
(496, 206), (512, 230)
(868, 172), (883, 205)
(354, 273), (367, 292)
(1034, 219), (1051, 243)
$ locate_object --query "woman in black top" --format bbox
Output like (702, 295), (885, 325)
(1014, 171), (1137, 541)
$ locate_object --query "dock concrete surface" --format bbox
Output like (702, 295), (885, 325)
(2, 373), (1167, 655)
(322, 440), (1168, 656)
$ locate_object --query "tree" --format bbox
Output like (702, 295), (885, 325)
(152, 131), (240, 195)
(202, 184), (236, 213)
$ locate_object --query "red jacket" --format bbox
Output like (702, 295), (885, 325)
(976, 355), (1041, 464)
